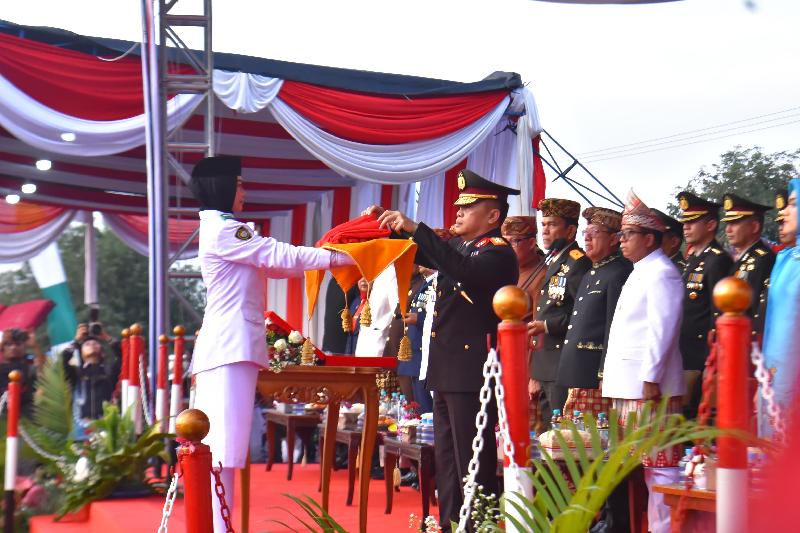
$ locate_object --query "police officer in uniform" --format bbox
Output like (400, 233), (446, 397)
(677, 192), (733, 418)
(721, 193), (775, 340)
(528, 198), (592, 429)
(189, 156), (353, 533)
(557, 207), (632, 418)
(366, 170), (519, 532)
(653, 208), (686, 271)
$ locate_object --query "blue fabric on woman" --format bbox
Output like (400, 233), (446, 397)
(760, 177), (800, 437)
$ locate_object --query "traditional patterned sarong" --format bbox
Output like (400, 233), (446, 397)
(563, 387), (613, 418)
(612, 396), (683, 467)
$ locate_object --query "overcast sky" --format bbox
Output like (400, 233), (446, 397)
(1, 0), (798, 213)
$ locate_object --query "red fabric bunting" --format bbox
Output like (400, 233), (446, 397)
(443, 160), (467, 227)
(0, 202), (65, 233)
(0, 33), (189, 120)
(532, 135), (547, 207)
(116, 214), (199, 245)
(279, 81), (509, 144)
(315, 214), (390, 247)
(286, 204), (307, 329)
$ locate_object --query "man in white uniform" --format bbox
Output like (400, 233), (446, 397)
(188, 156), (352, 532)
(602, 190), (685, 533)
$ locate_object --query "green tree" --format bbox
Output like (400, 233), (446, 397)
(668, 145), (799, 243)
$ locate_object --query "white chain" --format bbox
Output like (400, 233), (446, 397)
(456, 350), (497, 532)
(139, 357), (154, 427)
(157, 472), (180, 532)
(18, 424), (66, 462)
(751, 342), (786, 443)
(0, 391), (8, 417)
(492, 350), (519, 479)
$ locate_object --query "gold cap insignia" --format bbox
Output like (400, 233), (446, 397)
(457, 174), (466, 190)
(777, 196), (786, 209)
(679, 196), (689, 210)
(723, 197), (733, 211)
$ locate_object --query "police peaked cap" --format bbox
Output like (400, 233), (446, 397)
(453, 170), (520, 206)
(720, 193), (771, 223)
(677, 191), (721, 222)
(652, 209), (683, 238)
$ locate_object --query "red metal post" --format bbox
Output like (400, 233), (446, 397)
(4, 370), (22, 533)
(156, 334), (169, 432)
(176, 409), (214, 533)
(169, 326), (185, 434)
(128, 323), (143, 431)
(713, 277), (751, 533)
(120, 328), (130, 412)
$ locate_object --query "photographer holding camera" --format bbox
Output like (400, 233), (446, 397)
(59, 313), (121, 429)
(0, 328), (45, 416)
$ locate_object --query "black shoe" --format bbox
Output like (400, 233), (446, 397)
(400, 470), (418, 487)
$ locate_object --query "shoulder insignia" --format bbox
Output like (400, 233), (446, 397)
(490, 237), (508, 246)
(569, 249), (584, 261)
(220, 213), (234, 220)
(711, 248), (722, 255)
(235, 225), (253, 241)
(474, 238), (491, 248)
(755, 248), (767, 256)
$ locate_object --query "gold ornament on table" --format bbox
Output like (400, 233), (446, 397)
(300, 337), (316, 365)
(397, 328), (412, 362)
(340, 307), (352, 333)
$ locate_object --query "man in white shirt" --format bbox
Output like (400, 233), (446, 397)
(602, 190), (685, 533)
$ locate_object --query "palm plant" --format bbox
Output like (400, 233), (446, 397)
(21, 360), (74, 459)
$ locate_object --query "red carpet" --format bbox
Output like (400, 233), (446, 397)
(30, 463), (432, 532)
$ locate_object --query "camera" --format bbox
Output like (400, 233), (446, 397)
(88, 308), (103, 337)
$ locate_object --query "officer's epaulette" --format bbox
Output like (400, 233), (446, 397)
(220, 213), (234, 220)
(490, 237), (508, 246)
(710, 247), (723, 255)
(755, 247), (767, 256)
(569, 249), (584, 261)
(474, 238), (491, 248)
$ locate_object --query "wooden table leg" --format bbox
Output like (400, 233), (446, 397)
(318, 431), (324, 493)
(347, 439), (358, 506)
(419, 448), (436, 516)
(241, 453), (250, 533)
(384, 449), (396, 514)
(266, 419), (276, 471)
(358, 386), (379, 533)
(287, 421), (296, 480)
(321, 403), (340, 512)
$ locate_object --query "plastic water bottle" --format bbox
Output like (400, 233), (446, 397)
(551, 408), (562, 429)
(678, 447), (693, 484)
(529, 430), (540, 461)
(597, 412), (609, 446)
(573, 410), (585, 431)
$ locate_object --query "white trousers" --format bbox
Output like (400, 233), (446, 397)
(194, 362), (260, 469)
(644, 466), (681, 533)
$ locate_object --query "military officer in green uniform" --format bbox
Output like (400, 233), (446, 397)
(677, 192), (733, 418)
(653, 208), (686, 271)
(527, 198), (592, 429)
(721, 193), (775, 340)
(366, 170), (519, 532)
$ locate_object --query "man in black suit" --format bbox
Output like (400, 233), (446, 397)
(527, 198), (592, 429)
(721, 193), (775, 341)
(653, 209), (686, 271)
(367, 170), (519, 531)
(677, 192), (733, 418)
(557, 207), (632, 417)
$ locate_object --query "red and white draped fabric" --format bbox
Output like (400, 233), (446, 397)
(102, 213), (200, 260)
(0, 27), (545, 329)
(0, 202), (76, 262)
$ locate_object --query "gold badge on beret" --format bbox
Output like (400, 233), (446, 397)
(723, 197), (733, 211)
(457, 174), (466, 190)
(777, 196), (786, 209)
(235, 226), (253, 241)
(679, 196), (689, 210)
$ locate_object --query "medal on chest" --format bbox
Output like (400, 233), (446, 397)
(548, 273), (567, 300)
(686, 272), (704, 292)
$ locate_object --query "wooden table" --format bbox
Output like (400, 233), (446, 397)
(652, 484), (716, 533)
(382, 436), (437, 520)
(317, 425), (363, 505)
(264, 409), (321, 480)
(256, 366), (383, 533)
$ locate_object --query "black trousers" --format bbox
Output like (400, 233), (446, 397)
(433, 390), (498, 532)
(538, 379), (569, 430)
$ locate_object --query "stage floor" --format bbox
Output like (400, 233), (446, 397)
(30, 462), (432, 532)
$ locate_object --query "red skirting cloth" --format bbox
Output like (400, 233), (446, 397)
(563, 387), (613, 418)
(612, 396), (683, 467)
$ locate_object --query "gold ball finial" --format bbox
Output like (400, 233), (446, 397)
(8, 370), (22, 383)
(713, 276), (752, 315)
(130, 323), (143, 336)
(121, 328), (130, 338)
(175, 409), (210, 442)
(493, 285), (529, 322)
(173, 325), (185, 336)
(158, 334), (169, 344)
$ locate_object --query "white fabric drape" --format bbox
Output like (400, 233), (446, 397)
(270, 96), (510, 184)
(213, 71), (283, 113)
(349, 182), (383, 219)
(102, 213), (199, 260)
(0, 209), (76, 263)
(0, 74), (202, 157)
(511, 88), (543, 213)
(416, 173), (446, 229)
